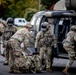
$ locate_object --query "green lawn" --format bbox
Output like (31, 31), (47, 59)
(17, 26), (23, 30)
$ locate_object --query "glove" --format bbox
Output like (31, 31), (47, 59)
(33, 48), (39, 55)
(35, 48), (37, 53)
(52, 47), (58, 58)
(12, 32), (15, 35)
(54, 48), (58, 58)
(3, 44), (5, 48)
(0, 32), (2, 36)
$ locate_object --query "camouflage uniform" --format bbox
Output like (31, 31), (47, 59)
(0, 20), (7, 56)
(35, 30), (56, 71)
(0, 20), (7, 36)
(2, 25), (17, 64)
(63, 25), (76, 75)
(7, 22), (32, 73)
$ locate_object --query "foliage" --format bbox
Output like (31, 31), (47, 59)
(41, 0), (59, 10)
(0, 0), (60, 20)
(0, 3), (6, 19)
(24, 8), (38, 21)
(0, 0), (39, 20)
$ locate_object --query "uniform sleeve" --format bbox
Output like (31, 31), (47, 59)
(1, 32), (5, 47)
(13, 26), (17, 33)
(24, 32), (30, 48)
(35, 32), (41, 48)
(52, 34), (57, 48)
(74, 34), (76, 41)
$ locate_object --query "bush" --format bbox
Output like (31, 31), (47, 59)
(24, 8), (38, 21)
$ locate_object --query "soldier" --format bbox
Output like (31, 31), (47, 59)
(0, 20), (7, 36)
(6, 22), (32, 73)
(62, 25), (76, 75)
(35, 22), (57, 72)
(2, 17), (17, 65)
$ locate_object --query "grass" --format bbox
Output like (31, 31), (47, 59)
(17, 26), (23, 30)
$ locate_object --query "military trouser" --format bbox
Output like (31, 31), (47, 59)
(66, 49), (76, 68)
(7, 38), (39, 73)
(63, 45), (76, 67)
(39, 46), (52, 69)
(6, 39), (24, 70)
(3, 40), (9, 62)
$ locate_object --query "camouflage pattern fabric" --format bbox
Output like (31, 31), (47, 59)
(39, 47), (52, 69)
(3, 25), (17, 41)
(35, 30), (56, 69)
(7, 39), (41, 73)
(31, 55), (41, 72)
(6, 27), (41, 73)
(0, 20), (7, 34)
(2, 25), (17, 63)
(63, 30), (76, 68)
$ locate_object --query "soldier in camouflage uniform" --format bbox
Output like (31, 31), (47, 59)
(0, 20), (7, 36)
(6, 22), (32, 73)
(63, 25), (76, 75)
(0, 20), (7, 55)
(35, 22), (57, 72)
(2, 17), (17, 65)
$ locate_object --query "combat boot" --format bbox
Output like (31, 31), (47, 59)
(46, 68), (53, 72)
(63, 67), (69, 75)
(3, 60), (8, 65)
(9, 67), (14, 73)
(13, 69), (22, 74)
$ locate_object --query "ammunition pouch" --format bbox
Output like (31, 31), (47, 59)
(39, 40), (44, 47)
(52, 46), (58, 58)
(44, 38), (52, 46)
(39, 38), (52, 47)
(5, 37), (11, 40)
(63, 40), (74, 49)
(4, 31), (14, 40)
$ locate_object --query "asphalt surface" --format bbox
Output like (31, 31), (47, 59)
(0, 41), (76, 75)
(0, 55), (76, 75)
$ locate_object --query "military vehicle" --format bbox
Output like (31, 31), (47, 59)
(29, 0), (76, 59)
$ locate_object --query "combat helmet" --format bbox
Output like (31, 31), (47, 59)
(41, 22), (49, 32)
(6, 17), (14, 26)
(71, 25), (76, 31)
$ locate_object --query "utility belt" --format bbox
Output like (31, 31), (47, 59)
(39, 41), (52, 47)
(11, 37), (21, 43)
(4, 37), (10, 41)
(39, 44), (51, 47)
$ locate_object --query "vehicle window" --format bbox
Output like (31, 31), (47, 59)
(54, 17), (72, 54)
(40, 16), (48, 31)
(29, 30), (35, 46)
(19, 20), (22, 22)
(31, 17), (37, 25)
(23, 20), (25, 23)
(35, 16), (42, 32)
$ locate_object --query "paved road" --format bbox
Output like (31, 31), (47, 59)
(0, 41), (76, 75)
(0, 55), (76, 75)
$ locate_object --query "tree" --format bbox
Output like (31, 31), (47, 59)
(0, 3), (6, 19)
(41, 0), (59, 10)
(24, 8), (38, 21)
(1, 0), (39, 20)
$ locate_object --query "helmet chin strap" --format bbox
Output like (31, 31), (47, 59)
(42, 29), (46, 32)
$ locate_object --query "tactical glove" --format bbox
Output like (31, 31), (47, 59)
(53, 48), (58, 58)
(52, 46), (58, 58)
(35, 48), (37, 53)
(33, 48), (39, 55)
(0, 32), (2, 36)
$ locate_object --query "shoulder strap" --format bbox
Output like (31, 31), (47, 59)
(40, 31), (44, 38)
